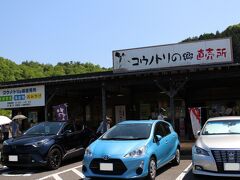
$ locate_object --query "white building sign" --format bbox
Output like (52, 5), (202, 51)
(0, 85), (45, 109)
(113, 38), (233, 73)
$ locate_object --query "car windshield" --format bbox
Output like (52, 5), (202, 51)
(101, 123), (152, 140)
(24, 122), (64, 135)
(202, 120), (240, 135)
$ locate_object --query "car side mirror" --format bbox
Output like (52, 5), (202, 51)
(64, 129), (72, 135)
(155, 135), (162, 142)
(197, 131), (201, 136)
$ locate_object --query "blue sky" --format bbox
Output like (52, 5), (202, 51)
(0, 0), (239, 68)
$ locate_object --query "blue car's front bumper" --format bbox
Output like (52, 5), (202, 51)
(83, 155), (150, 179)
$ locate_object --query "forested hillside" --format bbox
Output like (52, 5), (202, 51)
(0, 59), (111, 82)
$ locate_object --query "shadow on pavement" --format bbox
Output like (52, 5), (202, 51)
(156, 163), (174, 176)
(183, 167), (240, 180)
(0, 155), (84, 175)
(181, 155), (191, 160)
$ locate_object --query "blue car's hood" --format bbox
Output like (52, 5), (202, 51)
(6, 135), (55, 145)
(90, 139), (148, 157)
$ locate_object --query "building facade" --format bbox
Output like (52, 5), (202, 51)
(0, 38), (238, 140)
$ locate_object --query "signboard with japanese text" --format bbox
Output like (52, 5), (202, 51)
(0, 85), (45, 109)
(113, 38), (233, 73)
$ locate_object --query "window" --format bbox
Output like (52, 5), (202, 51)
(154, 122), (171, 137)
(25, 122), (63, 135)
(161, 122), (171, 135)
(62, 124), (74, 134)
(154, 122), (166, 137)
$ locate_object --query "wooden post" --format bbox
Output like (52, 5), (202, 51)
(45, 89), (57, 121)
(154, 78), (188, 129)
(44, 105), (48, 122)
(169, 85), (175, 128)
(101, 83), (107, 132)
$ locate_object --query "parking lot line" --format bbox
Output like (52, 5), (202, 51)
(72, 168), (85, 178)
(53, 174), (63, 180)
(176, 163), (192, 180)
(2, 171), (33, 177)
(37, 165), (83, 180)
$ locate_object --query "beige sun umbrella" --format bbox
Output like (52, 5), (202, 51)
(12, 114), (27, 120)
(0, 115), (12, 125)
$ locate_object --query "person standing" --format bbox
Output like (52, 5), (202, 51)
(1, 124), (10, 141)
(157, 108), (166, 120)
(96, 116), (112, 136)
(10, 120), (21, 138)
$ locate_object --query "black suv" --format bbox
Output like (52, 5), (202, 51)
(1, 121), (96, 169)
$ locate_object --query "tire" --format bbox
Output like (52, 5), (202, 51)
(172, 148), (180, 166)
(47, 148), (62, 170)
(146, 157), (157, 180)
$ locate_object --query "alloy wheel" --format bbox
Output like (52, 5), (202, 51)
(176, 149), (180, 164)
(149, 158), (156, 180)
(48, 148), (62, 169)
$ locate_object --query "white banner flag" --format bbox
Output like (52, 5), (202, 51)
(189, 107), (201, 139)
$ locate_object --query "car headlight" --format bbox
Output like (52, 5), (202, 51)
(85, 147), (93, 157)
(124, 146), (147, 158)
(3, 140), (9, 145)
(26, 139), (50, 147)
(194, 145), (209, 156)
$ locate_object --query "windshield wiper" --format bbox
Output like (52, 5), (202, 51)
(45, 133), (56, 135)
(102, 137), (147, 140)
(130, 137), (147, 140)
(102, 137), (128, 140)
(228, 132), (240, 134)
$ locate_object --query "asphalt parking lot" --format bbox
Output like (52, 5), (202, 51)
(0, 158), (192, 180)
(0, 141), (197, 180)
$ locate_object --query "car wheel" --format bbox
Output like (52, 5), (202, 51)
(146, 157), (156, 180)
(47, 148), (62, 170)
(172, 148), (180, 166)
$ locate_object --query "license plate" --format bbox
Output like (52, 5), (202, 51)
(224, 163), (240, 171)
(9, 155), (18, 162)
(100, 163), (113, 171)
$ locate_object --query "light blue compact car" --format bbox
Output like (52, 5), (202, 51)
(82, 120), (180, 180)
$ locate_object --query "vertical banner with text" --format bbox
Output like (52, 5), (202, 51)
(53, 103), (68, 121)
(189, 107), (201, 139)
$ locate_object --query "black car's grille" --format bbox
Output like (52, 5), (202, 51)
(2, 154), (31, 163)
(3, 145), (35, 154)
(90, 158), (127, 175)
(212, 150), (240, 173)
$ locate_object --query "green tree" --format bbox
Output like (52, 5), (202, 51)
(182, 23), (240, 62)
(0, 57), (22, 81)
